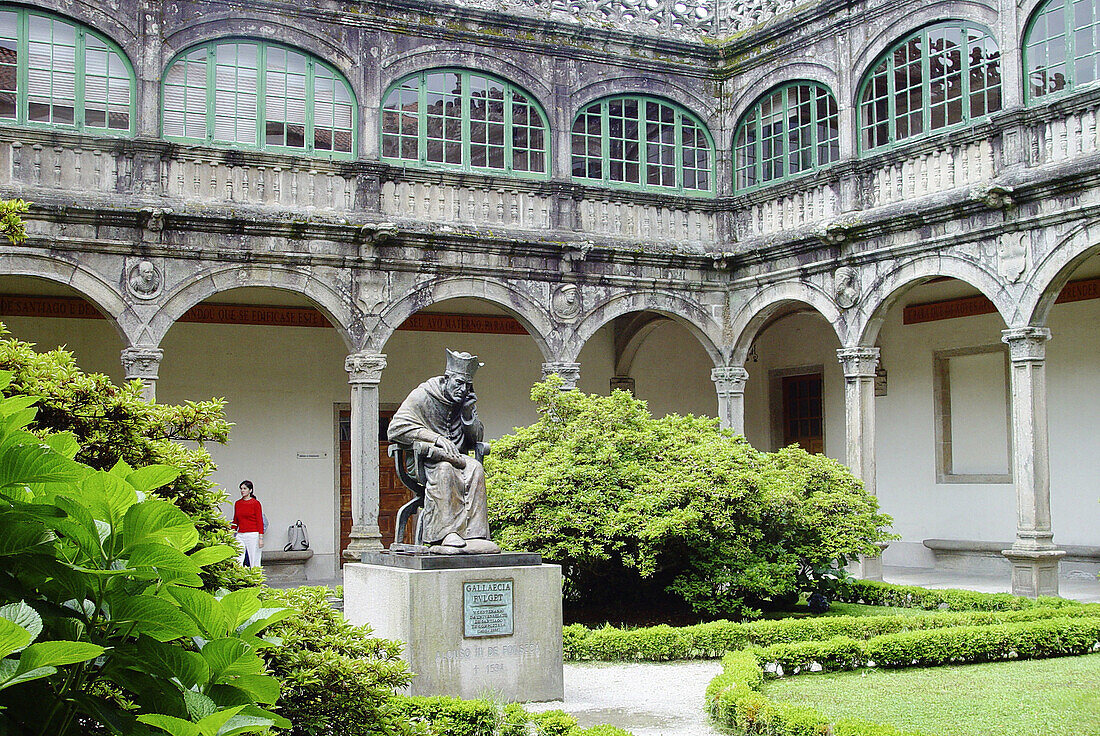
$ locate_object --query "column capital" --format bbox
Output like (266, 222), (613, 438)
(1001, 327), (1051, 362)
(837, 346), (880, 377)
(120, 346), (163, 381)
(542, 361), (581, 389)
(710, 365), (749, 394)
(345, 352), (387, 385)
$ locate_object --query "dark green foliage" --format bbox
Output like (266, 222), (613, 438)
(260, 587), (412, 736)
(0, 328), (258, 589)
(0, 374), (288, 735)
(562, 604), (1100, 660)
(486, 380), (893, 618)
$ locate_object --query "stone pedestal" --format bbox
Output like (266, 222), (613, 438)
(344, 554), (564, 702)
(1002, 547), (1065, 598)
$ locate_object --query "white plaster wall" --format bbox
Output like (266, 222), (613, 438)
(576, 323), (615, 396)
(874, 303), (1012, 565)
(742, 311), (845, 461)
(2, 315), (124, 380)
(627, 320), (716, 418)
(1046, 298), (1100, 549)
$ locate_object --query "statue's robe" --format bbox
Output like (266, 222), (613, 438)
(387, 376), (489, 544)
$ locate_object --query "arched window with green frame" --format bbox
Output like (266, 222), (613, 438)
(734, 82), (839, 192)
(858, 22), (1001, 153)
(1025, 0), (1100, 100)
(0, 6), (134, 135)
(571, 95), (714, 195)
(381, 69), (549, 178)
(162, 40), (356, 158)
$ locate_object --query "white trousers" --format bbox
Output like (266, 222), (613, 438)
(236, 531), (262, 567)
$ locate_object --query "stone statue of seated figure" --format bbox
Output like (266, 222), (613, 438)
(387, 349), (501, 555)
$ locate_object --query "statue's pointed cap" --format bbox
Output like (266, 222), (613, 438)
(445, 348), (483, 379)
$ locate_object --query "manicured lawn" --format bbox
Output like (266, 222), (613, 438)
(763, 653), (1100, 736)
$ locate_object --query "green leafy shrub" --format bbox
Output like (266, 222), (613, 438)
(486, 379), (892, 618)
(0, 373), (288, 735)
(390, 697), (636, 736)
(705, 651), (936, 736)
(836, 580), (1076, 612)
(753, 616), (1100, 674)
(0, 328), (256, 590)
(260, 587), (412, 736)
(561, 604), (1100, 660)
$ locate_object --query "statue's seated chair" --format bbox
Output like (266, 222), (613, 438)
(388, 439), (490, 549)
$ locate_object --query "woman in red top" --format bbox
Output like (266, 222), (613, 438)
(232, 480), (264, 567)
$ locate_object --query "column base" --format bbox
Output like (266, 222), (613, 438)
(1001, 547), (1065, 598)
(850, 542), (888, 581)
(343, 526), (383, 559)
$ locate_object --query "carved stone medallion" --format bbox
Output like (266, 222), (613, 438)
(834, 266), (860, 309)
(127, 260), (162, 300)
(550, 284), (582, 322)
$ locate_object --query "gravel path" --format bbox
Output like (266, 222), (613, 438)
(525, 660), (725, 736)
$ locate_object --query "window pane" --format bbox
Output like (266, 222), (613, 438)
(861, 24), (1000, 150)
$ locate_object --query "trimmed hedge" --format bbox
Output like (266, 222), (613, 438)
(563, 604), (1100, 661)
(705, 651), (927, 736)
(835, 580), (1075, 612)
(393, 697), (636, 736)
(759, 617), (1100, 675)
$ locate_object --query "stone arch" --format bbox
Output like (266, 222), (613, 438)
(379, 49), (555, 113)
(851, 2), (1000, 100)
(1025, 219), (1100, 327)
(729, 65), (842, 125)
(0, 251), (135, 344)
(854, 253), (1012, 347)
(11, 0), (140, 51)
(161, 19), (358, 80)
(729, 280), (845, 365)
(143, 264), (358, 349)
(569, 78), (717, 131)
(568, 290), (724, 367)
(369, 277), (555, 361)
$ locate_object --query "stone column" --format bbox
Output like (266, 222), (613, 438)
(541, 361), (581, 390)
(344, 352), (387, 560)
(837, 346), (885, 581)
(1000, 327), (1064, 597)
(710, 366), (749, 434)
(120, 346), (163, 403)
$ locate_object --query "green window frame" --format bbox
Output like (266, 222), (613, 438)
(858, 23), (1001, 153)
(570, 95), (714, 195)
(734, 82), (839, 192)
(381, 69), (550, 178)
(1025, 0), (1100, 101)
(0, 6), (135, 135)
(162, 40), (356, 159)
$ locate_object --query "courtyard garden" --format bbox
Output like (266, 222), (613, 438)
(0, 260), (1095, 736)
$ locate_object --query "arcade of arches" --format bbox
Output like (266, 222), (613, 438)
(3, 0), (1100, 597)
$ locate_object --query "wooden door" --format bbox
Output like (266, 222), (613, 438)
(781, 373), (824, 454)
(338, 409), (411, 562)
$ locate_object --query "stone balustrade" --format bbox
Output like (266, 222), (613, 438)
(5, 141), (129, 193)
(162, 155), (357, 210)
(734, 181), (839, 238)
(1027, 102), (1100, 166)
(576, 196), (715, 243)
(380, 179), (553, 230)
(864, 138), (996, 208)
